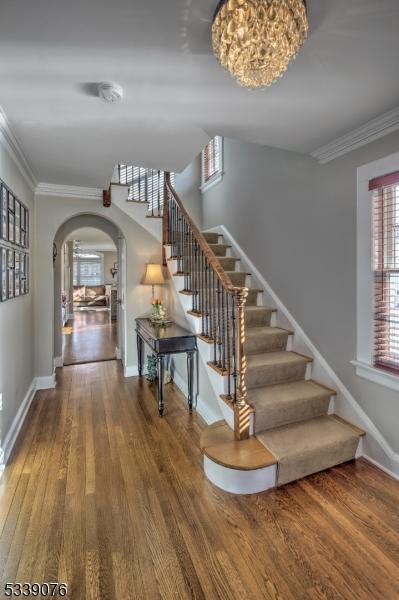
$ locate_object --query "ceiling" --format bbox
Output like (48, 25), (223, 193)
(66, 228), (116, 252)
(0, 0), (399, 188)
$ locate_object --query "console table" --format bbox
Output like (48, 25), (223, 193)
(135, 317), (197, 416)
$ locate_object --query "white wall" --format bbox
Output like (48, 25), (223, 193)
(0, 141), (35, 449)
(174, 156), (203, 229)
(201, 133), (399, 453)
(34, 196), (161, 378)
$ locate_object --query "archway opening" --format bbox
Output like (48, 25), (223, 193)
(53, 215), (126, 368)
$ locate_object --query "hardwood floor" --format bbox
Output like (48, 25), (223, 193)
(1, 361), (399, 599)
(63, 310), (117, 365)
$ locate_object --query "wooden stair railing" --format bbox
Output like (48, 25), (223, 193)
(164, 172), (251, 440)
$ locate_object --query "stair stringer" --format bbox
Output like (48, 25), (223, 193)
(205, 225), (399, 481)
(111, 184), (162, 242)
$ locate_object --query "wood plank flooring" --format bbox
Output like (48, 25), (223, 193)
(62, 310), (116, 365)
(1, 361), (399, 599)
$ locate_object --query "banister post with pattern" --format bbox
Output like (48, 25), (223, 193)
(162, 174), (170, 266)
(164, 172), (251, 441)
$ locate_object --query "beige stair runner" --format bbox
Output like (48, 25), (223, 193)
(201, 231), (362, 486)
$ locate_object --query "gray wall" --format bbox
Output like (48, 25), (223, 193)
(201, 133), (399, 453)
(103, 251), (118, 284)
(174, 156), (203, 229)
(0, 144), (35, 447)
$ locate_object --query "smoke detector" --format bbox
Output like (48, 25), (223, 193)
(98, 82), (123, 103)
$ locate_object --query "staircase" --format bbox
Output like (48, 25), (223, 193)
(161, 173), (366, 494)
(110, 165), (365, 493)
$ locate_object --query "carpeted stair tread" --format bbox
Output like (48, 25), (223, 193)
(247, 351), (311, 389)
(249, 380), (332, 432)
(246, 288), (264, 306)
(217, 257), (240, 270)
(245, 306), (275, 327)
(256, 415), (361, 486)
(245, 326), (290, 354)
(202, 232), (220, 244)
(208, 243), (231, 257)
(225, 271), (250, 286)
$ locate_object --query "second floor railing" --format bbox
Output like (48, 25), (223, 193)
(163, 172), (251, 440)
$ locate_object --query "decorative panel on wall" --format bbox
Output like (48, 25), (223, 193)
(0, 178), (30, 302)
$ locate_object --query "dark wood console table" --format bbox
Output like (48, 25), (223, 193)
(135, 317), (197, 416)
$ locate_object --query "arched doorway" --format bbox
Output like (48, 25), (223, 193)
(53, 214), (126, 368)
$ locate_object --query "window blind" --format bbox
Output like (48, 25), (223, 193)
(73, 254), (103, 286)
(371, 170), (399, 373)
(118, 166), (174, 213)
(202, 136), (222, 183)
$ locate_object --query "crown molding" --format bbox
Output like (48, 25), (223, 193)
(0, 107), (37, 191)
(311, 106), (399, 164)
(35, 182), (103, 200)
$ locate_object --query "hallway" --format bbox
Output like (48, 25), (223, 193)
(0, 362), (398, 599)
(62, 310), (117, 365)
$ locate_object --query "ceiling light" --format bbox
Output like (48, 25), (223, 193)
(98, 82), (123, 103)
(212, 0), (308, 89)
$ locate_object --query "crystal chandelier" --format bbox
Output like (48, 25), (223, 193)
(212, 0), (308, 89)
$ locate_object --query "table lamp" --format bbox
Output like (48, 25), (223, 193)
(143, 263), (164, 302)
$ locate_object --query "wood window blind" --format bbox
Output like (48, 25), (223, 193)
(202, 137), (222, 183)
(371, 170), (399, 373)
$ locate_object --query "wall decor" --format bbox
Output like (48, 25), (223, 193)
(7, 249), (14, 299)
(0, 246), (7, 301)
(0, 179), (29, 249)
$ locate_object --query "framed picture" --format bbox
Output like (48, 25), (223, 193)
(15, 199), (21, 246)
(14, 252), (20, 297)
(1, 185), (8, 242)
(0, 246), (7, 301)
(25, 254), (29, 293)
(8, 193), (15, 244)
(7, 249), (14, 299)
(20, 205), (26, 248)
(25, 206), (29, 249)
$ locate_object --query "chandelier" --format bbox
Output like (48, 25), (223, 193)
(212, 0), (308, 89)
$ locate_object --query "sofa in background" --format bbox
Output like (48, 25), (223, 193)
(73, 285), (110, 308)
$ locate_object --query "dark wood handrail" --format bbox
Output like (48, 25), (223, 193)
(164, 171), (251, 440)
(164, 172), (245, 294)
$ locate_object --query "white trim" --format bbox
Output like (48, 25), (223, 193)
(205, 224), (399, 479)
(351, 361), (399, 393)
(363, 454), (399, 482)
(204, 455), (276, 494)
(54, 356), (64, 369)
(172, 369), (221, 425)
(35, 182), (103, 200)
(124, 365), (139, 378)
(311, 105), (399, 164)
(2, 379), (36, 465)
(200, 171), (224, 193)
(115, 347), (122, 360)
(35, 373), (56, 390)
(0, 107), (37, 190)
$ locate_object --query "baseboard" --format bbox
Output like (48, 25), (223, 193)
(172, 370), (220, 425)
(35, 373), (56, 390)
(206, 224), (399, 480)
(362, 455), (399, 481)
(124, 365), (139, 378)
(2, 379), (36, 465)
(54, 356), (63, 368)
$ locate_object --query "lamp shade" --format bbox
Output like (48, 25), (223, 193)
(143, 263), (164, 286)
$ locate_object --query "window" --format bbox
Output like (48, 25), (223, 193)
(118, 166), (174, 214)
(73, 252), (103, 286)
(201, 136), (224, 192)
(353, 151), (399, 392)
(371, 171), (399, 374)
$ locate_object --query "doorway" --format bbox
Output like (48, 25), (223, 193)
(53, 217), (125, 367)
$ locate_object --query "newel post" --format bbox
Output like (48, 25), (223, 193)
(234, 287), (251, 440)
(162, 173), (170, 266)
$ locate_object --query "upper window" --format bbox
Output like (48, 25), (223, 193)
(118, 166), (174, 215)
(201, 136), (224, 192)
(73, 252), (103, 286)
(371, 171), (399, 374)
